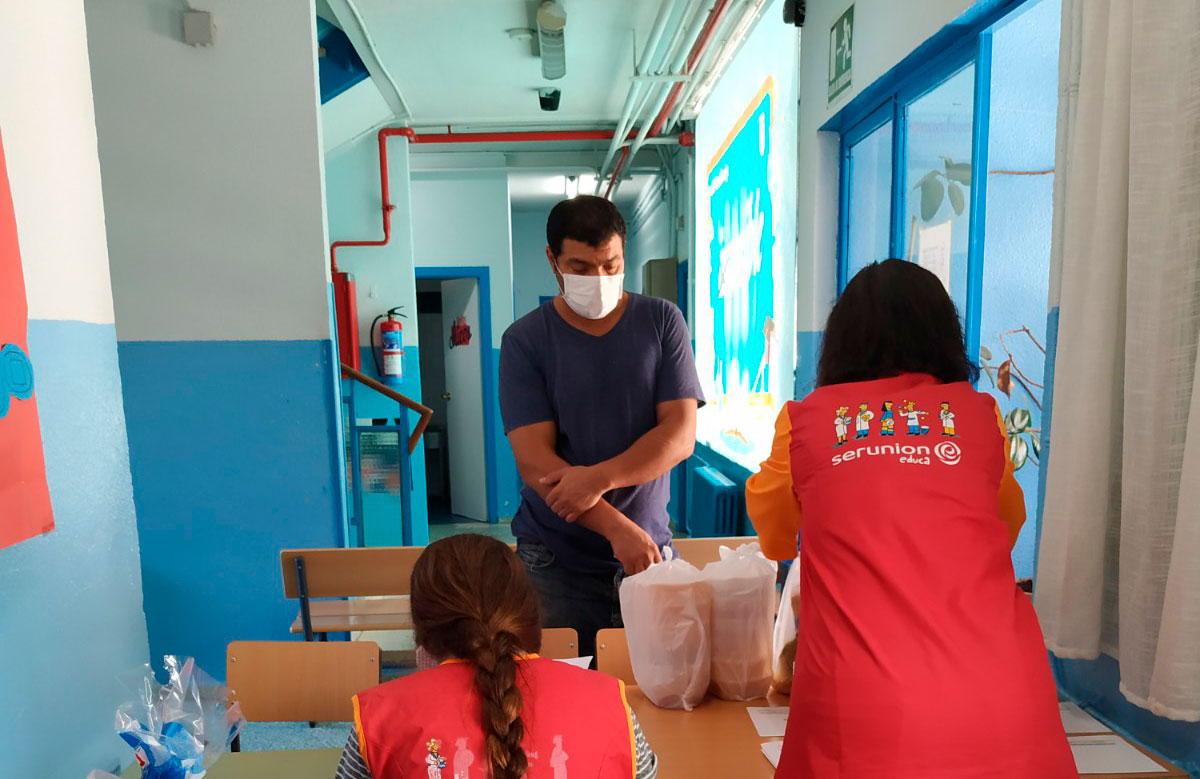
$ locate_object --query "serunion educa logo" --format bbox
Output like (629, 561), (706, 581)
(935, 441), (961, 466)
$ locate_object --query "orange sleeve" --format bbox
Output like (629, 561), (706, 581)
(994, 405), (1026, 548)
(746, 405), (804, 561)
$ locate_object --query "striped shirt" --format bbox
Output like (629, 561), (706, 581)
(334, 711), (659, 778)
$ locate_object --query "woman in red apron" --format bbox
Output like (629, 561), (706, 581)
(748, 260), (1075, 778)
(334, 534), (658, 779)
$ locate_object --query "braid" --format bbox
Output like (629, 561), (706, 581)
(472, 630), (527, 779)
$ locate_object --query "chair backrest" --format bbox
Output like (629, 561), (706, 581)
(596, 628), (635, 684)
(673, 536), (757, 568)
(280, 547), (423, 598)
(539, 627), (579, 659)
(227, 640), (380, 722)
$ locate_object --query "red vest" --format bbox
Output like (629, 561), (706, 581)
(354, 656), (635, 779)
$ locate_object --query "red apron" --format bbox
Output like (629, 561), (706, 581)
(355, 655), (635, 779)
(749, 374), (1076, 778)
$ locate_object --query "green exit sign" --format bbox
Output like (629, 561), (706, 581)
(828, 5), (854, 103)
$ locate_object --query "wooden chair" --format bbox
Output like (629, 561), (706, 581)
(596, 627), (635, 684)
(539, 627), (579, 659)
(226, 640), (380, 749)
(280, 547), (423, 640)
(673, 536), (758, 568)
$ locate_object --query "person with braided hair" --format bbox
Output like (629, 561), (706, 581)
(335, 534), (658, 779)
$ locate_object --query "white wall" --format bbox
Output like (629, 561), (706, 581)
(85, 0), (332, 342)
(626, 185), (672, 295)
(409, 165), (515, 338)
(795, 0), (975, 330)
(511, 208), (559, 318)
(3, 6), (115, 326)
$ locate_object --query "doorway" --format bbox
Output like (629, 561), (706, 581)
(415, 267), (497, 525)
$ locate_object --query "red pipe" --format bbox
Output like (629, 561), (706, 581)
(604, 0), (734, 199)
(331, 125), (654, 270)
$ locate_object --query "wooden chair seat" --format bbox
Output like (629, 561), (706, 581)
(289, 596), (412, 634)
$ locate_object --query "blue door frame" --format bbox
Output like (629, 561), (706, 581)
(416, 266), (500, 524)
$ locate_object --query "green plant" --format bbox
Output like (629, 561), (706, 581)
(914, 157), (972, 222)
(979, 326), (1045, 471)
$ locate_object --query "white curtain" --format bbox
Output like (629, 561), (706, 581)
(1035, 0), (1200, 722)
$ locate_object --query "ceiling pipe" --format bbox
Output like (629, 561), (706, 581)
(596, 0), (689, 192)
(666, 0), (765, 129)
(606, 0), (734, 199)
(330, 125), (691, 272)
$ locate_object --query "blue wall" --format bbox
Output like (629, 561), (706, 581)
(118, 339), (343, 677)
(1, 321), (149, 777)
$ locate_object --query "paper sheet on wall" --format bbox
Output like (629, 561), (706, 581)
(918, 220), (952, 293)
(1060, 702), (1112, 734)
(1069, 735), (1167, 774)
(553, 656), (593, 670)
(0, 127), (55, 549)
(747, 706), (789, 737)
(761, 740), (783, 768)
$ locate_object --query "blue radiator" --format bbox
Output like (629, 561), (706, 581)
(688, 464), (746, 537)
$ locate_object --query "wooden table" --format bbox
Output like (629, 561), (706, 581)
(626, 686), (784, 778)
(626, 688), (1185, 778)
(119, 748), (342, 778)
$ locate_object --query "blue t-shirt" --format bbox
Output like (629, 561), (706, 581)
(499, 294), (704, 572)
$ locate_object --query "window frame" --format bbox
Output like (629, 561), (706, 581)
(830, 3), (1029, 363)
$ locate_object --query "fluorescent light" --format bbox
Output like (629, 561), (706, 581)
(543, 175), (567, 194)
(565, 175), (580, 199)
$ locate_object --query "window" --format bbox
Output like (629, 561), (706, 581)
(833, 0), (1061, 577)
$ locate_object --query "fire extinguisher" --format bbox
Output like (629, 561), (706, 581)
(371, 307), (406, 386)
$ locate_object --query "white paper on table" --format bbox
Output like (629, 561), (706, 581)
(747, 706), (789, 737)
(761, 740), (783, 768)
(1069, 735), (1166, 774)
(554, 656), (594, 670)
(1060, 702), (1112, 734)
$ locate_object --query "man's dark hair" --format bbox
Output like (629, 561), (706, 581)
(817, 259), (979, 387)
(546, 195), (627, 256)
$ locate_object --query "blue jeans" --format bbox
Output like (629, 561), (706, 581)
(516, 539), (624, 660)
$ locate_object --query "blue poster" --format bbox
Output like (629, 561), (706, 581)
(705, 81), (776, 457)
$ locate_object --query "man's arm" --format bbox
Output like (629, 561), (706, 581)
(540, 399), (697, 520)
(509, 421), (662, 574)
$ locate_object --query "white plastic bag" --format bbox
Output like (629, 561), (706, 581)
(703, 542), (777, 701)
(619, 548), (712, 710)
(771, 554), (803, 693)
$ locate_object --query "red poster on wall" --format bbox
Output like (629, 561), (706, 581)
(0, 128), (54, 547)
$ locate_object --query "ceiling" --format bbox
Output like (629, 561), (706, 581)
(508, 171), (659, 211)
(330, 0), (663, 127)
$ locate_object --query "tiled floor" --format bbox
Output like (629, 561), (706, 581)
(429, 518), (516, 544)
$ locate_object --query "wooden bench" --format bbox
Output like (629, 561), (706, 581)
(281, 547), (423, 640)
(226, 639), (380, 748)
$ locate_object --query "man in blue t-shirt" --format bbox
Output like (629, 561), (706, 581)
(499, 195), (703, 658)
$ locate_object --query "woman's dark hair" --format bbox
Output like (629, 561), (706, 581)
(546, 195), (627, 256)
(817, 259), (978, 387)
(411, 535), (542, 779)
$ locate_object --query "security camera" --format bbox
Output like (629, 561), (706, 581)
(539, 88), (561, 111)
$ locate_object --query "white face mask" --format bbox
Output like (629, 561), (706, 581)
(558, 270), (625, 319)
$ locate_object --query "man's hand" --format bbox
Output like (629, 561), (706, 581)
(609, 521), (662, 575)
(541, 465), (613, 521)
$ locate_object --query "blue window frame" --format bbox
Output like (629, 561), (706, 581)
(830, 0), (1023, 360)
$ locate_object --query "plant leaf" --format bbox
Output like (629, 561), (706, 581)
(1009, 435), (1028, 470)
(1030, 432), (1041, 456)
(1007, 407), (1032, 433)
(997, 359), (1013, 397)
(980, 345), (993, 361)
(944, 160), (973, 186)
(920, 176), (944, 222)
(947, 181), (965, 215)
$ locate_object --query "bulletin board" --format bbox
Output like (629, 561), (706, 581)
(0, 128), (54, 548)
